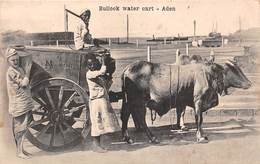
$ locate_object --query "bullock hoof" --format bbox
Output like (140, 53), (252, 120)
(123, 137), (134, 144)
(181, 126), (189, 131)
(150, 137), (160, 144)
(197, 137), (209, 143)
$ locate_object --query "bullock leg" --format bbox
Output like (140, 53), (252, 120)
(121, 103), (134, 144)
(139, 103), (159, 144)
(141, 118), (160, 144)
(132, 93), (150, 131)
(132, 100), (159, 143)
(194, 102), (208, 143)
(132, 111), (143, 131)
(145, 100), (162, 143)
(176, 105), (189, 131)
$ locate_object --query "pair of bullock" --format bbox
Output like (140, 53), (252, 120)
(120, 53), (252, 144)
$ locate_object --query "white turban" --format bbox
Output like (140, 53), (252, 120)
(5, 47), (17, 59)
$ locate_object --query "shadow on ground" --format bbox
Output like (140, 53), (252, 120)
(29, 117), (259, 157)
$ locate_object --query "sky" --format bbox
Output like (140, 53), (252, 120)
(0, 0), (259, 38)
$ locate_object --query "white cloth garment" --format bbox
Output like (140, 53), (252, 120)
(6, 66), (34, 117)
(74, 20), (92, 50)
(86, 66), (120, 136)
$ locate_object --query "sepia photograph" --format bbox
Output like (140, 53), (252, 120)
(0, 0), (259, 164)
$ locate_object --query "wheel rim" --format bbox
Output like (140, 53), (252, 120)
(27, 78), (91, 152)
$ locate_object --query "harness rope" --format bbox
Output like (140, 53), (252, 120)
(150, 65), (179, 125)
(170, 65), (179, 127)
(151, 110), (156, 124)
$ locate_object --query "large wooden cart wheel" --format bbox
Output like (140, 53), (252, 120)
(27, 78), (91, 152)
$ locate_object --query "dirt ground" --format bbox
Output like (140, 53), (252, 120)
(0, 116), (260, 164)
(0, 42), (259, 164)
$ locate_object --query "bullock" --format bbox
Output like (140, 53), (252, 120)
(121, 61), (223, 143)
(121, 60), (223, 143)
(177, 55), (252, 131)
(177, 54), (213, 131)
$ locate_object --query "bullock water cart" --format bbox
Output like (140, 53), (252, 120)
(15, 45), (120, 152)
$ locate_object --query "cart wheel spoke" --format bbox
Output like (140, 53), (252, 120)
(36, 122), (51, 139)
(58, 125), (68, 144)
(32, 111), (48, 117)
(64, 104), (85, 114)
(50, 125), (57, 147)
(45, 88), (55, 110)
(57, 86), (64, 109)
(41, 110), (48, 119)
(32, 94), (47, 107)
(62, 92), (77, 109)
(63, 121), (81, 137)
(29, 118), (49, 128)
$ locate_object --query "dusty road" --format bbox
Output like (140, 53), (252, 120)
(0, 116), (260, 164)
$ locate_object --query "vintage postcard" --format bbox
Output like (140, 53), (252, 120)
(0, 0), (259, 164)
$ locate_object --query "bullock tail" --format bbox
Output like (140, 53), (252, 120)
(120, 72), (134, 144)
(121, 73), (127, 111)
(120, 63), (134, 112)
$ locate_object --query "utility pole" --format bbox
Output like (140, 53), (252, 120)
(64, 5), (68, 45)
(193, 20), (196, 41)
(216, 21), (218, 33)
(212, 21), (214, 32)
(127, 15), (129, 43)
(239, 15), (242, 47)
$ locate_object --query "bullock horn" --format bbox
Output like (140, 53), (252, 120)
(226, 60), (235, 67)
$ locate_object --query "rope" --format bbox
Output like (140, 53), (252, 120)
(151, 110), (156, 124)
(169, 65), (179, 127)
(150, 65), (180, 125)
(169, 65), (173, 127)
(175, 65), (179, 107)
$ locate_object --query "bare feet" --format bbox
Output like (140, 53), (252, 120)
(23, 150), (33, 157)
(17, 153), (31, 159)
(93, 146), (108, 153)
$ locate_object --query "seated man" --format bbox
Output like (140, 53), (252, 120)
(74, 9), (99, 50)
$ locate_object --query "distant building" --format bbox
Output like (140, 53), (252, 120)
(26, 32), (74, 45)
(229, 28), (260, 42)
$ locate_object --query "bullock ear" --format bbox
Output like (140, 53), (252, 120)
(218, 63), (229, 75)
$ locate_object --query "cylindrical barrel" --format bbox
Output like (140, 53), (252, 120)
(15, 46), (52, 86)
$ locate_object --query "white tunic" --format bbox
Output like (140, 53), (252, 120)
(6, 66), (34, 117)
(74, 20), (92, 50)
(86, 66), (120, 136)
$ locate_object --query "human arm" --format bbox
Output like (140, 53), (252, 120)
(8, 68), (29, 88)
(24, 60), (32, 78)
(86, 56), (106, 79)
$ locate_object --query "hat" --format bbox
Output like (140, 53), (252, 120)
(80, 8), (91, 17)
(5, 47), (17, 59)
